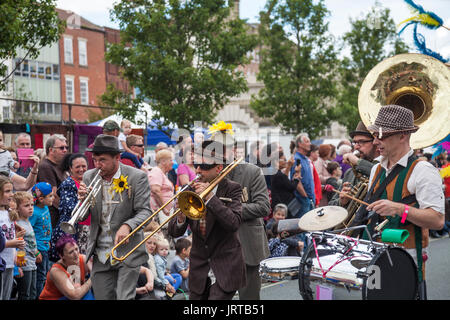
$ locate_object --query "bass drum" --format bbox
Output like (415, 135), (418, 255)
(298, 233), (418, 300)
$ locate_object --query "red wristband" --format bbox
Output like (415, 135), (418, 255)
(401, 204), (409, 224)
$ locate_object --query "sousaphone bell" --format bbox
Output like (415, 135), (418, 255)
(358, 53), (450, 149)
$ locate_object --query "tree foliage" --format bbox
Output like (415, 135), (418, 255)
(250, 0), (338, 138)
(332, 2), (410, 132)
(102, 0), (257, 132)
(0, 0), (64, 90)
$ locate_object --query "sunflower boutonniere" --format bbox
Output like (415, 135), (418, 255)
(110, 175), (129, 201)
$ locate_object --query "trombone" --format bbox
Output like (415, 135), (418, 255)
(111, 157), (243, 263)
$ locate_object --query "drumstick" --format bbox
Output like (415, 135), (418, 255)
(331, 188), (370, 207)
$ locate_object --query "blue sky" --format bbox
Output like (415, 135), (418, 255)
(55, 0), (450, 59)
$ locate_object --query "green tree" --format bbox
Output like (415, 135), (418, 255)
(102, 0), (257, 133)
(332, 2), (409, 132)
(250, 0), (338, 138)
(0, 0), (64, 90)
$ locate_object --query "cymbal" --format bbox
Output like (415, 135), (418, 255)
(298, 206), (349, 232)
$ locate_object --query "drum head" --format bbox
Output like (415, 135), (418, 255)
(261, 256), (302, 270)
(260, 256), (301, 281)
(363, 247), (418, 300)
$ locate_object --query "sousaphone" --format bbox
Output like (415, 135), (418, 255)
(358, 53), (450, 149)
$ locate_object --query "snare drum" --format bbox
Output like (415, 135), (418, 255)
(298, 232), (418, 300)
(259, 256), (301, 281)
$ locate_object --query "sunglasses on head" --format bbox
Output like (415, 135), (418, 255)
(193, 163), (218, 171)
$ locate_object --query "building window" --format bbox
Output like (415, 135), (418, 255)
(54, 104), (61, 116)
(47, 103), (54, 114)
(65, 76), (74, 103)
(45, 66), (52, 80)
(14, 58), (60, 81)
(80, 78), (89, 105)
(78, 39), (87, 66)
(3, 106), (10, 120)
(30, 61), (37, 78)
(64, 36), (73, 64)
(53, 64), (59, 80)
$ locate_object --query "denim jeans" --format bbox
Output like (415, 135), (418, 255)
(293, 196), (314, 219)
(35, 251), (50, 299)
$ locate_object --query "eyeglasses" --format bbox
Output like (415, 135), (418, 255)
(133, 144), (144, 147)
(53, 146), (68, 150)
(193, 163), (218, 171)
(351, 139), (373, 146)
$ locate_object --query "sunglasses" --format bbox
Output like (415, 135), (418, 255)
(53, 146), (68, 150)
(371, 132), (399, 141)
(193, 163), (218, 171)
(133, 144), (144, 147)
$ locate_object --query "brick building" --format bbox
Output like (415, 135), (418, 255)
(57, 9), (107, 123)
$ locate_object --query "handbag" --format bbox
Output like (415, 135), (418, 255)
(287, 197), (302, 218)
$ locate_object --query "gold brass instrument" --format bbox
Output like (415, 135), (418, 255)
(358, 53), (450, 149)
(110, 157), (243, 263)
(338, 53), (450, 233)
(61, 171), (102, 235)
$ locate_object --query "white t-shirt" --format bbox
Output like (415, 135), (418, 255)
(0, 210), (15, 268)
(118, 132), (126, 150)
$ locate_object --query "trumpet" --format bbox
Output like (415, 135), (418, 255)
(111, 157), (243, 263)
(61, 170), (102, 235)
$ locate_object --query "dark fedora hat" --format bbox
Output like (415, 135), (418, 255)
(367, 105), (419, 137)
(350, 121), (372, 139)
(86, 134), (123, 153)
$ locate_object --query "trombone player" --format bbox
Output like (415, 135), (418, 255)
(78, 134), (152, 300)
(168, 140), (246, 300)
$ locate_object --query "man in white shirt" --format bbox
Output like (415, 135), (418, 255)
(362, 105), (444, 299)
(365, 106), (444, 231)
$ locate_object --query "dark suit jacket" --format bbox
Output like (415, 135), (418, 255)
(168, 178), (246, 295)
(83, 163), (152, 268)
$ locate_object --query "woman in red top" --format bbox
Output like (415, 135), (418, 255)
(40, 235), (93, 300)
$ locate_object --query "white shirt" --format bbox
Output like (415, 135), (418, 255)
(96, 168), (122, 264)
(368, 149), (445, 215)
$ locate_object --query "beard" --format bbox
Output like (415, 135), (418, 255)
(361, 146), (378, 162)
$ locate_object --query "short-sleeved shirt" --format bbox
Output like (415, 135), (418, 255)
(16, 219), (37, 271)
(170, 255), (189, 292)
(29, 205), (52, 252)
(290, 152), (316, 203)
(0, 210), (15, 268)
(118, 132), (126, 149)
(37, 158), (65, 190)
(176, 164), (196, 187)
(147, 166), (174, 211)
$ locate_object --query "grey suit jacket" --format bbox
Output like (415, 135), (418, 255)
(227, 162), (270, 266)
(83, 163), (152, 268)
